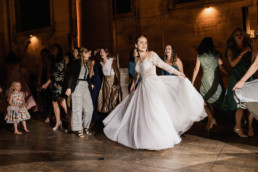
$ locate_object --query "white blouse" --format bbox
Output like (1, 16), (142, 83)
(100, 58), (115, 76)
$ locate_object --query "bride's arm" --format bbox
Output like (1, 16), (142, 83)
(151, 52), (185, 77)
(233, 52), (258, 90)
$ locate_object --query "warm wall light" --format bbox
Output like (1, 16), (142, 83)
(29, 36), (39, 45)
(195, 6), (219, 34)
(204, 6), (213, 14)
(198, 6), (218, 18)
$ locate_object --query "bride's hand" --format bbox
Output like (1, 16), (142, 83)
(233, 80), (245, 90)
(130, 86), (135, 93)
(178, 72), (186, 78)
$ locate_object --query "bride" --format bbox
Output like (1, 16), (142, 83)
(103, 34), (207, 150)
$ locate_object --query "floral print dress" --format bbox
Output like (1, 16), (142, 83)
(51, 61), (65, 101)
(5, 92), (31, 123)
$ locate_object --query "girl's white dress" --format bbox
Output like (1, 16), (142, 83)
(103, 52), (207, 150)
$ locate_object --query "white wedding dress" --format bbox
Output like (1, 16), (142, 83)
(103, 52), (207, 150)
(234, 79), (258, 120)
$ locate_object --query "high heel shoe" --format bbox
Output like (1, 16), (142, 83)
(206, 118), (217, 136)
(209, 119), (217, 130)
(234, 127), (248, 138)
(53, 121), (62, 131)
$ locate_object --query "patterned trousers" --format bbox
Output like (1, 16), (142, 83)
(71, 81), (93, 131)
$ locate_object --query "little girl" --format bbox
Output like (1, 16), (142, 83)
(5, 82), (31, 134)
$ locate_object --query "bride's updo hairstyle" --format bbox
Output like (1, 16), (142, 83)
(135, 34), (148, 44)
(135, 34), (148, 58)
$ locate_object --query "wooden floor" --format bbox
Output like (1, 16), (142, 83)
(0, 119), (258, 172)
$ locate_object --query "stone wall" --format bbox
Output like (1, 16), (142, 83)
(0, 0), (74, 76)
(114, 0), (258, 70)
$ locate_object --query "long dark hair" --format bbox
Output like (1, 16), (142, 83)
(91, 48), (102, 68)
(164, 44), (177, 64)
(72, 47), (80, 59)
(196, 37), (216, 56)
(51, 43), (63, 62)
(129, 48), (139, 62)
(225, 28), (251, 58)
(100, 47), (111, 59)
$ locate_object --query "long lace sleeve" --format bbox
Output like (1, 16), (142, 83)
(151, 52), (176, 74)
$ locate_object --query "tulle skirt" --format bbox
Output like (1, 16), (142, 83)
(234, 79), (258, 120)
(103, 76), (207, 150)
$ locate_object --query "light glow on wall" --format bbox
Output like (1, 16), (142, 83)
(76, 0), (81, 47)
(194, 6), (220, 37)
(203, 7), (213, 14)
(30, 36), (38, 44)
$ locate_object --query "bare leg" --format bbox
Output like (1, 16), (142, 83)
(248, 114), (254, 136)
(234, 109), (247, 137)
(14, 122), (22, 135)
(52, 101), (62, 130)
(60, 99), (67, 115)
(209, 103), (214, 115)
(22, 121), (29, 132)
(60, 99), (72, 131)
(205, 104), (217, 130)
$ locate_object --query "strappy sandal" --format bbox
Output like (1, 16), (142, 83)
(234, 127), (248, 138)
(84, 128), (91, 135)
(76, 130), (84, 138)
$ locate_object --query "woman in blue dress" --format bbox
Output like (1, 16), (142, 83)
(161, 44), (184, 75)
(89, 49), (103, 123)
(128, 48), (141, 92)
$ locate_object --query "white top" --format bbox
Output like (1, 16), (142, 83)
(100, 58), (115, 76)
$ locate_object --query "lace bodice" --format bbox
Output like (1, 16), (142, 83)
(135, 52), (176, 79)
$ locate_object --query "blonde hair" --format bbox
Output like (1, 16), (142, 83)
(80, 47), (91, 66)
(9, 81), (21, 97)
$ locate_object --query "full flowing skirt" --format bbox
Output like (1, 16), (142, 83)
(234, 79), (258, 120)
(5, 106), (31, 123)
(103, 76), (207, 150)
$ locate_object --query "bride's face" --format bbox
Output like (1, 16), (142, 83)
(135, 37), (148, 52)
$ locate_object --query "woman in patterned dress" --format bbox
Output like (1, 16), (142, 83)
(192, 37), (229, 132)
(42, 44), (67, 131)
